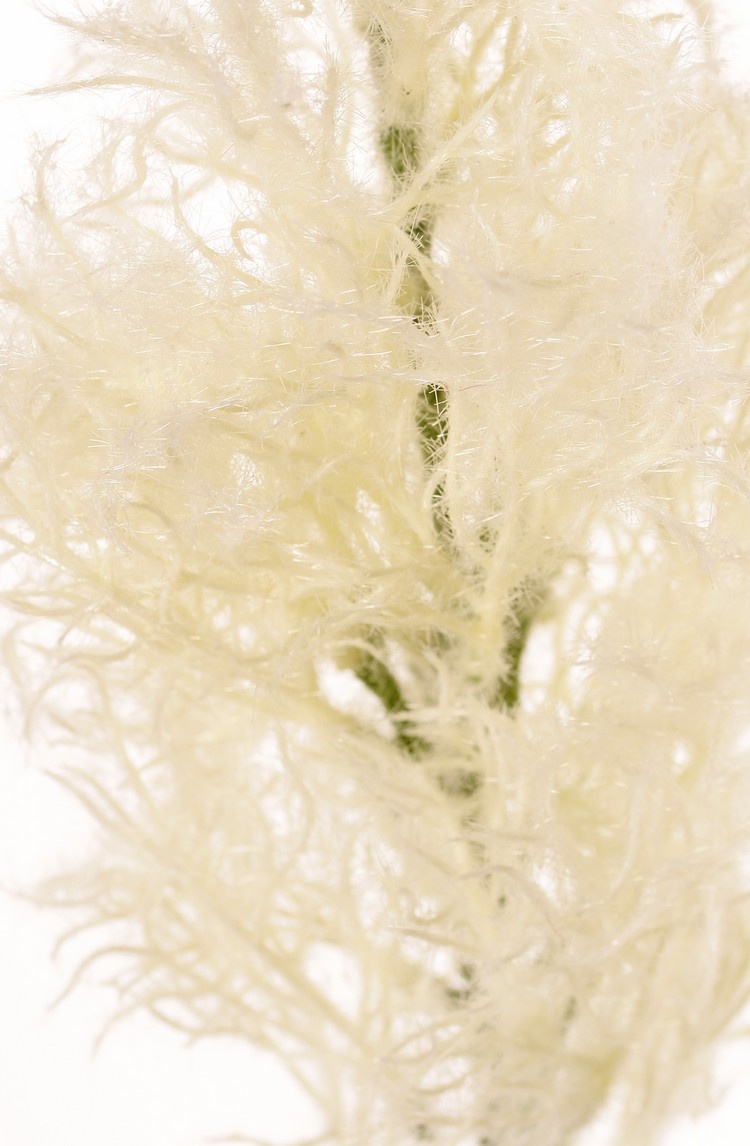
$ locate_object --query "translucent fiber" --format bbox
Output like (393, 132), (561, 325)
(3, 1), (750, 1143)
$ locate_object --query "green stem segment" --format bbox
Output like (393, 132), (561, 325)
(355, 20), (536, 751)
(355, 647), (428, 758)
(494, 598), (536, 711)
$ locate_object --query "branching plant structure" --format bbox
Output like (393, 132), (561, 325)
(3, 2), (750, 1144)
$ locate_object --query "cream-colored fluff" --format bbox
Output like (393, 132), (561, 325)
(3, 2), (750, 1143)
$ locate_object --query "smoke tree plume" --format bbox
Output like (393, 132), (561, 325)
(3, 1), (750, 1143)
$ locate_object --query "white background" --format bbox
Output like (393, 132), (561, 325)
(2, 2), (750, 1144)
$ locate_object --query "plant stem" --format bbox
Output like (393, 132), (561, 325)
(354, 15), (536, 739)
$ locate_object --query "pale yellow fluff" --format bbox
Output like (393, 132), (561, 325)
(2, 1), (750, 1143)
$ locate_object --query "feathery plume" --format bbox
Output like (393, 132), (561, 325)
(3, 2), (750, 1143)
